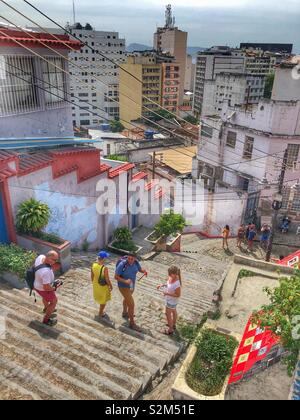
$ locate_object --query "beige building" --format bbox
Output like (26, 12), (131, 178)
(153, 5), (187, 106)
(119, 53), (162, 128)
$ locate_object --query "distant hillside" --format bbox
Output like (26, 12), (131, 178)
(127, 43), (152, 52)
(127, 43), (207, 56)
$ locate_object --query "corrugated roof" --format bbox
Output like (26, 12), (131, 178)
(0, 29), (82, 49)
(149, 146), (197, 175)
(108, 163), (135, 178)
(0, 138), (98, 150)
(19, 153), (53, 175)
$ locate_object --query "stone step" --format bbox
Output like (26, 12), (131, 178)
(0, 355), (76, 400)
(0, 291), (167, 377)
(4, 286), (181, 365)
(0, 340), (118, 400)
(6, 319), (145, 398)
(6, 311), (152, 391)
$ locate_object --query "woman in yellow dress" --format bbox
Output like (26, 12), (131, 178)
(91, 251), (113, 319)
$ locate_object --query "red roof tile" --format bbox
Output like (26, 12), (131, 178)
(0, 29), (82, 50)
(19, 153), (53, 175)
(132, 171), (148, 182)
(108, 163), (135, 179)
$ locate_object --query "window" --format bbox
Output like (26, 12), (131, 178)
(281, 188), (290, 210)
(42, 57), (66, 106)
(243, 136), (254, 159)
(226, 131), (237, 149)
(0, 55), (39, 115)
(80, 120), (90, 126)
(201, 125), (213, 138)
(292, 188), (300, 212)
(286, 144), (300, 169)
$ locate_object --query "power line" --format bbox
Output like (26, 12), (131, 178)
(1, 1), (290, 173)
(0, 8), (290, 193)
(0, 12), (286, 170)
(19, 0), (197, 125)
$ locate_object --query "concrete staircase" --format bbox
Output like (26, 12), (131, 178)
(0, 253), (222, 400)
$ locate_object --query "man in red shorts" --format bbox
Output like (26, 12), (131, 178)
(33, 251), (59, 326)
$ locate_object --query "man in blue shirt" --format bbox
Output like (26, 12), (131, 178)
(115, 254), (147, 331)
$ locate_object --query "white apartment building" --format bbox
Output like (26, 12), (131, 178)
(194, 46), (280, 117)
(67, 23), (126, 127)
(192, 85), (300, 235)
(193, 47), (245, 115)
(202, 73), (265, 116)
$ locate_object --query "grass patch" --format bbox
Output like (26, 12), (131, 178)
(112, 241), (139, 253)
(238, 269), (255, 279)
(186, 329), (238, 396)
(176, 314), (208, 343)
(0, 244), (37, 280)
(30, 231), (64, 245)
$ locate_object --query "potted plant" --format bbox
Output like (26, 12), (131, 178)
(15, 199), (71, 273)
(172, 325), (239, 400)
(108, 227), (141, 255)
(146, 211), (186, 252)
(0, 244), (36, 289)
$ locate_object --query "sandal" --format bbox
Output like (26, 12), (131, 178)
(163, 329), (174, 336)
(129, 323), (142, 332)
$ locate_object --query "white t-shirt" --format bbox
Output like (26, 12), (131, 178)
(33, 255), (54, 292)
(166, 278), (181, 306)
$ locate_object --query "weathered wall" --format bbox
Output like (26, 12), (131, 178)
(8, 166), (110, 250)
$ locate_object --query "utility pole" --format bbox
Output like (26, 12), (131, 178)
(266, 148), (288, 262)
(152, 151), (156, 180)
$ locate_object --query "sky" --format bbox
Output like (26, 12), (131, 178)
(3, 0), (300, 52)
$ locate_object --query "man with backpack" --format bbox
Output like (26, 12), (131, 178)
(33, 251), (59, 326)
(115, 254), (147, 332)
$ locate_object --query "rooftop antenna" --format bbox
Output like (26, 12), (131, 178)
(72, 0), (76, 25)
(165, 4), (174, 29)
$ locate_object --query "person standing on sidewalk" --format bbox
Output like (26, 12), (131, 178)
(33, 251), (59, 327)
(237, 224), (246, 248)
(222, 225), (230, 250)
(91, 251), (113, 320)
(115, 254), (147, 332)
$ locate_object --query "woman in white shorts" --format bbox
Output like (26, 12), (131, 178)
(157, 266), (182, 335)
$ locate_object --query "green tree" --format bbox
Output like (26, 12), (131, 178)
(149, 109), (174, 122)
(184, 115), (199, 125)
(110, 120), (125, 133)
(16, 199), (51, 234)
(252, 269), (300, 376)
(154, 210), (186, 238)
(264, 72), (275, 99)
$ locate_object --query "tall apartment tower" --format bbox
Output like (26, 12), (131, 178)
(119, 51), (181, 128)
(153, 5), (187, 106)
(67, 23), (126, 127)
(193, 47), (245, 116)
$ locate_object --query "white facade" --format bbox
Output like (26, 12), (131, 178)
(193, 99), (300, 234)
(272, 59), (300, 102)
(194, 47), (279, 116)
(67, 23), (126, 127)
(202, 73), (266, 116)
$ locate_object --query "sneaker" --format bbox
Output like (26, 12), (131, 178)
(43, 318), (57, 327)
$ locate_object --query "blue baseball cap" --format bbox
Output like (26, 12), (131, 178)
(97, 250), (110, 259)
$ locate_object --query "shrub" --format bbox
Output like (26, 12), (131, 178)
(154, 210), (186, 238)
(186, 329), (238, 396)
(0, 244), (36, 280)
(16, 199), (51, 234)
(31, 231), (63, 245)
(252, 268), (300, 376)
(112, 227), (138, 252)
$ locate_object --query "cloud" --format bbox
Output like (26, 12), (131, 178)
(2, 0), (300, 51)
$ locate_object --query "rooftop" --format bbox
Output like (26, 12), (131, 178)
(149, 146), (197, 175)
(0, 28), (82, 50)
